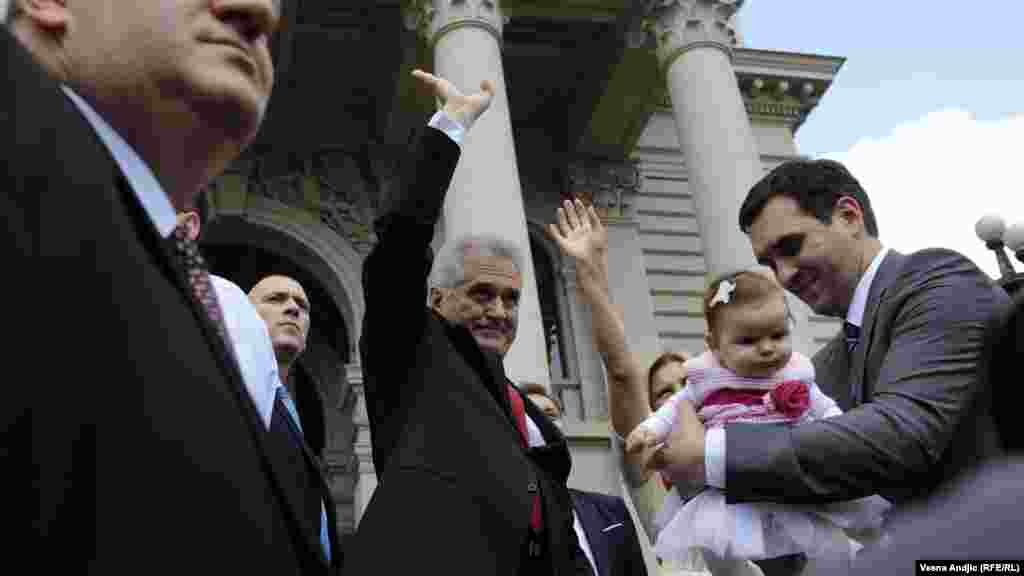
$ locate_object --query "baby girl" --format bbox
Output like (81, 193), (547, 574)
(626, 270), (889, 571)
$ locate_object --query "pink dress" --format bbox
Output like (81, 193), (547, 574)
(637, 351), (890, 563)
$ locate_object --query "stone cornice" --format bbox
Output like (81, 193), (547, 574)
(652, 48), (843, 131)
(404, 0), (507, 49)
(733, 47), (845, 80)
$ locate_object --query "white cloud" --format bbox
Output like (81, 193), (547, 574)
(821, 109), (1024, 280)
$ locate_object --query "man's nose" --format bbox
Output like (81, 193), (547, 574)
(757, 339), (776, 356)
(484, 297), (509, 319)
(283, 300), (300, 317)
(211, 0), (280, 42)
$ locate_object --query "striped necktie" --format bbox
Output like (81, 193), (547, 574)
(844, 321), (861, 353)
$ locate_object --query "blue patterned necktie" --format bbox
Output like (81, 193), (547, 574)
(844, 321), (861, 353)
(274, 386), (332, 563)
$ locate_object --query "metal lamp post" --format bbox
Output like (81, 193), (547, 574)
(976, 215), (1024, 296)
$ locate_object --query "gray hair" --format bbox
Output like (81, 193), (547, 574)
(429, 234), (525, 292)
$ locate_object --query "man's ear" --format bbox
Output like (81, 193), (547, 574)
(182, 211), (201, 242)
(834, 196), (866, 234)
(18, 0), (71, 31)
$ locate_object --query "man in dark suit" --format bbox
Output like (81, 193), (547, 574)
(840, 291), (1023, 575)
(4, 0), (342, 572)
(349, 71), (595, 574)
(651, 160), (1008, 564)
(523, 383), (649, 576)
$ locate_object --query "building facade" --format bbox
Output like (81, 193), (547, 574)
(197, 0), (844, 570)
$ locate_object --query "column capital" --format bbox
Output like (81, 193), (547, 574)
(643, 0), (744, 73)
(404, 0), (508, 49)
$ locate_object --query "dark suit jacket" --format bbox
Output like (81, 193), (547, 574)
(980, 290), (1023, 452)
(725, 249), (1009, 507)
(571, 489), (648, 576)
(839, 292), (1024, 575)
(2, 29), (339, 573)
(349, 127), (580, 575)
(845, 457), (1024, 575)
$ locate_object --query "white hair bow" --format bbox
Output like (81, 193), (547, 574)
(709, 279), (736, 308)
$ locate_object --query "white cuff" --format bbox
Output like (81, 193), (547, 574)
(705, 427), (726, 489)
(428, 111), (466, 146)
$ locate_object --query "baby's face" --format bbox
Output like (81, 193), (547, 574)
(713, 295), (792, 378)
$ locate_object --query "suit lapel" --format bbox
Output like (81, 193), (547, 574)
(817, 335), (853, 410)
(442, 314), (525, 441)
(850, 251), (906, 406)
(571, 492), (610, 576)
(115, 174), (318, 562)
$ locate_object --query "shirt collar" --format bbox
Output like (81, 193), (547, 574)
(846, 246), (889, 328)
(61, 86), (177, 238)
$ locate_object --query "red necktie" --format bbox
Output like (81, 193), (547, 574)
(507, 384), (543, 532)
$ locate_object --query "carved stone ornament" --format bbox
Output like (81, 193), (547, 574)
(251, 154), (379, 255)
(741, 76), (822, 128)
(565, 159), (641, 220)
(642, 0), (744, 72)
(404, 0), (508, 47)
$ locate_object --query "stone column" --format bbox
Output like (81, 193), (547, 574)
(647, 0), (760, 279)
(346, 362), (377, 527)
(409, 0), (550, 389)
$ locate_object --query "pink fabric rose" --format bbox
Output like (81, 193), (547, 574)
(769, 380), (810, 418)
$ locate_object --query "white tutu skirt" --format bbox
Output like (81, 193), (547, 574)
(653, 487), (890, 564)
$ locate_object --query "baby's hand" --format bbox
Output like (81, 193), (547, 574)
(625, 426), (660, 454)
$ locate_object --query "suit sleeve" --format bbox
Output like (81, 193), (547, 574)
(359, 127), (460, 467)
(725, 255), (1007, 504)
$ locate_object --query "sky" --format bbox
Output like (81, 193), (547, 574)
(741, 1), (1024, 279)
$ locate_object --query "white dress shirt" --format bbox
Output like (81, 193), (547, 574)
(702, 246), (891, 489)
(210, 275), (280, 429)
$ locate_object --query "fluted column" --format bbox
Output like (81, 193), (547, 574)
(647, 0), (759, 279)
(409, 0), (550, 388)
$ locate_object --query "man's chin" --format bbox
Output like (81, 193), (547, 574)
(191, 83), (265, 146)
(472, 335), (509, 357)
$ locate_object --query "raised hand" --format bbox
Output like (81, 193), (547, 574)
(547, 198), (608, 283)
(411, 69), (495, 131)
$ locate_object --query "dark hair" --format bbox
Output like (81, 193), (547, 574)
(703, 270), (788, 342)
(739, 159), (879, 237)
(520, 382), (562, 416)
(647, 352), (689, 409)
